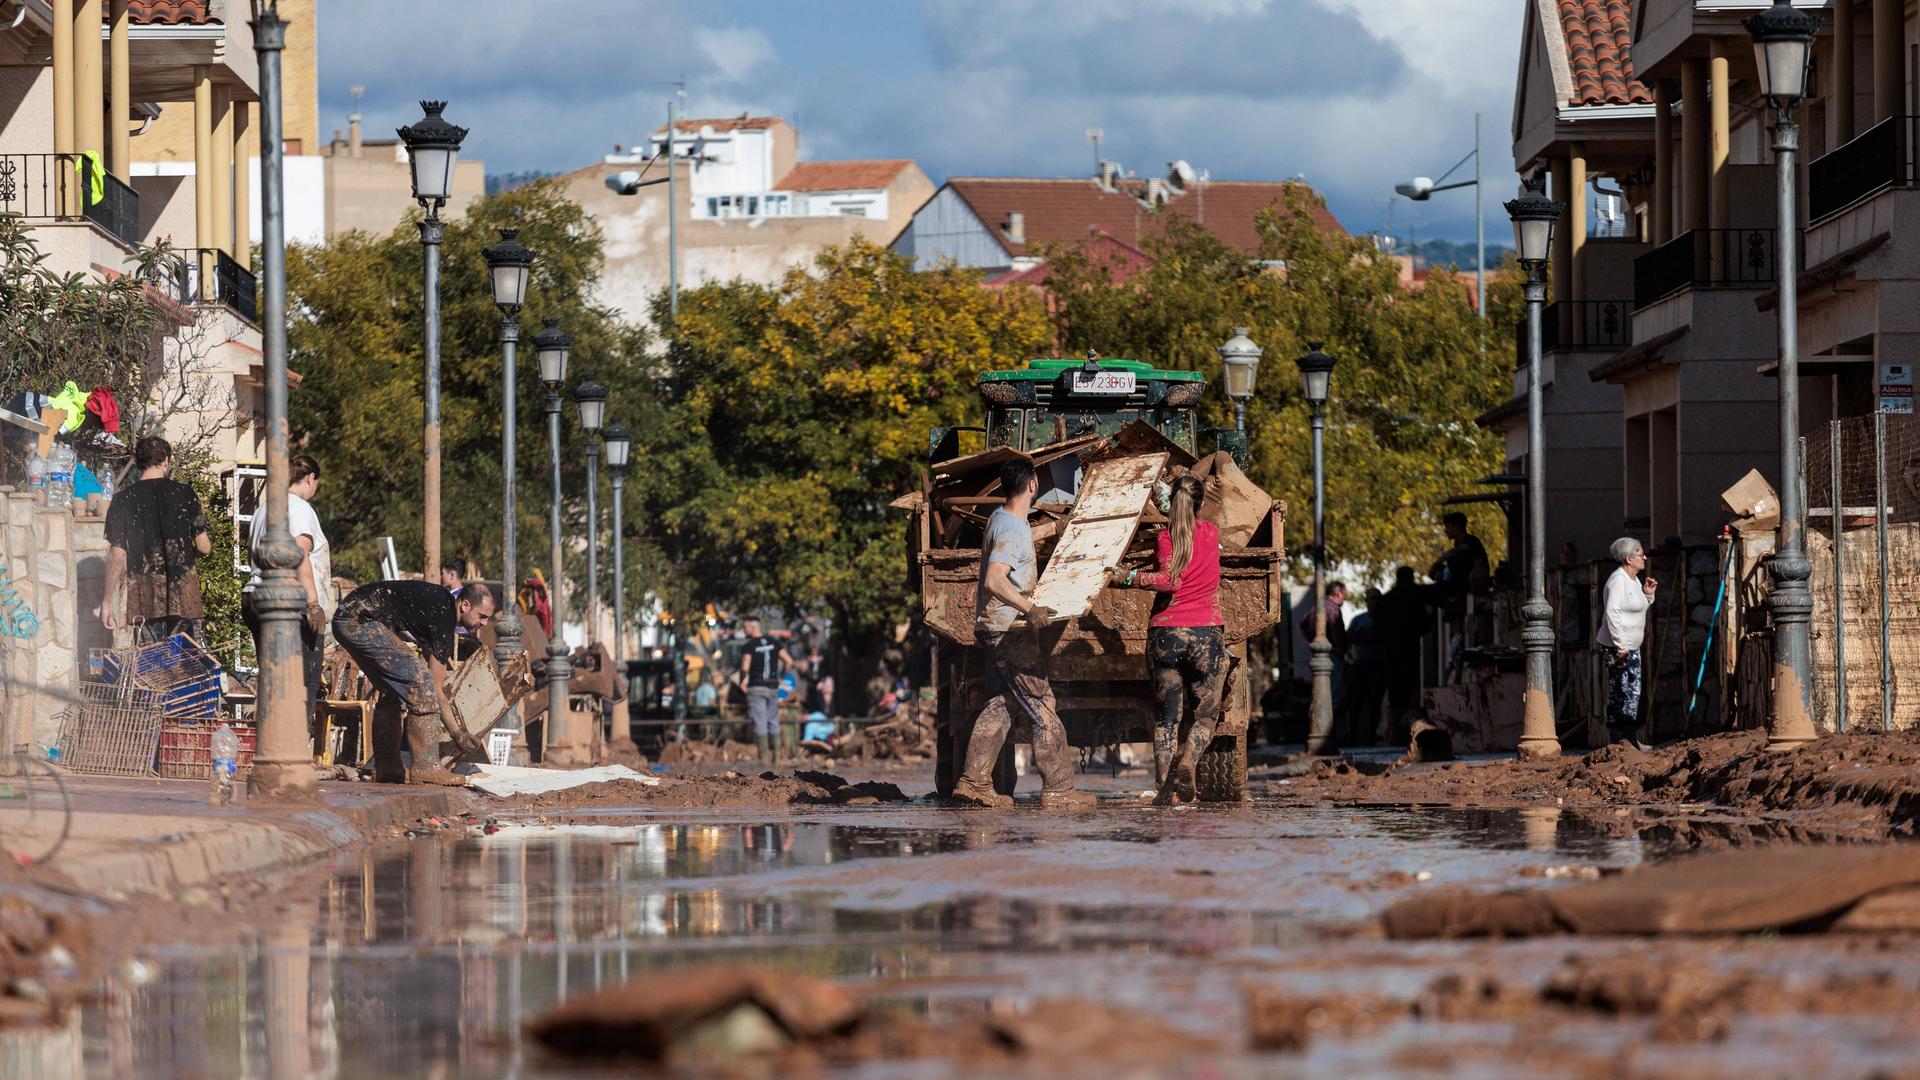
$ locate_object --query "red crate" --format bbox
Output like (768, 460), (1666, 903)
(158, 719), (256, 780)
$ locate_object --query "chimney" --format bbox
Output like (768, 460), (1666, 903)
(1096, 160), (1121, 191)
(1143, 177), (1169, 207)
(348, 110), (362, 157)
(1003, 211), (1026, 246)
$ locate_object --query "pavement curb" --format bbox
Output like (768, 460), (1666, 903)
(52, 786), (474, 900)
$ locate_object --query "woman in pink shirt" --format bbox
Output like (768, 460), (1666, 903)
(1112, 475), (1226, 804)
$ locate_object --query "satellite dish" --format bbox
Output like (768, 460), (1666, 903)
(1168, 160), (1197, 187)
(1395, 177), (1435, 201)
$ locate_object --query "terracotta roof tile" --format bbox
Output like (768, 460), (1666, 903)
(123, 0), (215, 24)
(775, 160), (914, 192)
(651, 116), (785, 136)
(944, 177), (1345, 260)
(1558, 0), (1652, 106)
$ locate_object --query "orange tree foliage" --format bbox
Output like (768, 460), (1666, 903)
(1043, 189), (1520, 575)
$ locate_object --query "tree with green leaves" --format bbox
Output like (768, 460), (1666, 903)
(1042, 189), (1518, 575)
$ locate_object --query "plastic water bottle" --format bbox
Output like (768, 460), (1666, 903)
(24, 453), (44, 503)
(43, 445), (74, 509)
(209, 724), (240, 806)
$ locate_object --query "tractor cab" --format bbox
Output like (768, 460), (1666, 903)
(928, 354), (1210, 464)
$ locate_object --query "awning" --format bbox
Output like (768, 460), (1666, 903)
(1589, 326), (1688, 384)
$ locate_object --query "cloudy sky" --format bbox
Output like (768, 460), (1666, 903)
(318, 0), (1522, 244)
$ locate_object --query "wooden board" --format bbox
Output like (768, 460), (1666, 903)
(1028, 452), (1166, 618)
(443, 650), (510, 763)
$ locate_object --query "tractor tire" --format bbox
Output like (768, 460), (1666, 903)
(1195, 734), (1247, 803)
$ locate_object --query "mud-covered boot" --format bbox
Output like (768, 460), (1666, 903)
(1039, 789), (1098, 811)
(950, 777), (1012, 809)
(755, 732), (772, 762)
(1166, 759), (1198, 804)
(405, 712), (467, 786)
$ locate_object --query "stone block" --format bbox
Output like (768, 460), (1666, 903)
(35, 640), (72, 690)
(50, 589), (74, 649)
(71, 518), (105, 552)
(3, 525), (27, 560)
(33, 508), (67, 553)
(5, 494), (31, 528)
(33, 552), (66, 591)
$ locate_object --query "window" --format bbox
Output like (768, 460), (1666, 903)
(747, 196), (759, 216)
(766, 194), (788, 216)
(839, 206), (868, 217)
(706, 197), (719, 217)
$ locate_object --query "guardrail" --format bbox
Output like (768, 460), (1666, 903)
(174, 248), (259, 322)
(1513, 299), (1634, 366)
(1633, 228), (1784, 309)
(1808, 114), (1913, 224)
(0, 153), (142, 248)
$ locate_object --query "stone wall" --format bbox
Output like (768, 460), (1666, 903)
(1, 490), (111, 753)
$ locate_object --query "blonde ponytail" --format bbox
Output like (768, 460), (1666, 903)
(1166, 475), (1205, 586)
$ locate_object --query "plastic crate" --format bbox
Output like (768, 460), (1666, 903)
(158, 719), (256, 780)
(99, 634), (223, 720)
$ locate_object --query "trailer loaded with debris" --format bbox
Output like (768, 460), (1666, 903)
(898, 354), (1286, 802)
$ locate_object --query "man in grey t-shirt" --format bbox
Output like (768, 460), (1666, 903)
(953, 458), (1094, 810)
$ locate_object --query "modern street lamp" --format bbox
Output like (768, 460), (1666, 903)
(397, 100), (466, 584)
(574, 381), (608, 650)
(1393, 112), (1487, 320)
(484, 228), (534, 764)
(1747, 0), (1820, 749)
(1296, 343), (1338, 756)
(1218, 327), (1262, 434)
(534, 319), (582, 764)
(602, 423), (632, 743)
(1506, 174), (1565, 761)
(246, 0), (315, 799)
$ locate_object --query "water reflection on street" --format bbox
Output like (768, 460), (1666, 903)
(0, 803), (1674, 1079)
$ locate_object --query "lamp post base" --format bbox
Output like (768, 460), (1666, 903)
(247, 758), (319, 801)
(1765, 661), (1817, 751)
(1515, 734), (1562, 761)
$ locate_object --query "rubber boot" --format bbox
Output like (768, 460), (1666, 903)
(755, 732), (772, 763)
(1039, 789), (1097, 811)
(405, 711), (467, 786)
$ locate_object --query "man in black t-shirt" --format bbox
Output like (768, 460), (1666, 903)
(736, 617), (793, 761)
(333, 579), (495, 784)
(102, 436), (212, 644)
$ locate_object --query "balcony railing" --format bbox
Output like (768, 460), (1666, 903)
(0, 153), (141, 248)
(1633, 228), (1785, 309)
(1809, 115), (1916, 223)
(1513, 299), (1634, 367)
(174, 249), (259, 323)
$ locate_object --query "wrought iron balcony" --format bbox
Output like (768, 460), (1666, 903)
(0, 153), (142, 248)
(1513, 299), (1634, 367)
(1809, 115), (1914, 224)
(175, 248), (259, 323)
(1633, 228), (1785, 309)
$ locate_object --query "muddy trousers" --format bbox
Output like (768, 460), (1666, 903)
(960, 630), (1077, 794)
(1149, 626), (1227, 786)
(333, 615), (448, 783)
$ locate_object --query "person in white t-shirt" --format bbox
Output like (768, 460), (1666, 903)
(1594, 535), (1657, 749)
(243, 453), (332, 720)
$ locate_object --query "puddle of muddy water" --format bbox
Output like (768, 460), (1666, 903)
(2, 802), (1913, 1079)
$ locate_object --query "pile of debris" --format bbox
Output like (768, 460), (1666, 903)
(656, 739), (760, 766)
(829, 701), (936, 762)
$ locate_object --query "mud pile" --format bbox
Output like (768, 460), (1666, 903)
(0, 889), (95, 1028)
(1272, 729), (1920, 834)
(657, 740), (759, 766)
(507, 769), (911, 814)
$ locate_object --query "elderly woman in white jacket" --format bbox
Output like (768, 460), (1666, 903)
(1595, 536), (1658, 747)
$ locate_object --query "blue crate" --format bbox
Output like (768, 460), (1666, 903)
(99, 634), (223, 721)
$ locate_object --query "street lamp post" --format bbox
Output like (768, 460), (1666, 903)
(246, 0), (315, 799)
(1218, 327), (1262, 435)
(1296, 344), (1338, 756)
(1393, 112), (1486, 320)
(1506, 175), (1566, 761)
(1747, 0), (1821, 749)
(602, 423), (632, 746)
(397, 100), (466, 583)
(534, 319), (581, 764)
(573, 382), (608, 646)
(484, 228), (533, 764)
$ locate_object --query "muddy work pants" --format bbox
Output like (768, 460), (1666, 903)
(333, 614), (448, 783)
(960, 629), (1077, 794)
(1148, 625), (1227, 782)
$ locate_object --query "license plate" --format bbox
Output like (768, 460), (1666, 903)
(1071, 370), (1136, 395)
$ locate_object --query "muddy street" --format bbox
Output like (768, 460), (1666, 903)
(6, 760), (1920, 1078)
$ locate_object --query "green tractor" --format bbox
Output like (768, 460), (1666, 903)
(906, 355), (1286, 802)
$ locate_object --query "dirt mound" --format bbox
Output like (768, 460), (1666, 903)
(1271, 729), (1920, 835)
(506, 770), (912, 813)
(657, 740), (760, 766)
(0, 893), (96, 1028)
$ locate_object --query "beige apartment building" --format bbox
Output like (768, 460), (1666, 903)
(562, 116), (934, 322)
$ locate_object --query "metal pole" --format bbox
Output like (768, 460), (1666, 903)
(1766, 108), (1817, 749)
(1518, 271), (1561, 758)
(585, 451), (599, 644)
(494, 312), (529, 765)
(1876, 410), (1893, 732)
(420, 207), (443, 580)
(1830, 419), (1847, 733)
(666, 98), (678, 328)
(611, 469), (626, 736)
(544, 389), (579, 764)
(1234, 400), (1247, 434)
(1475, 112), (1486, 322)
(246, 2), (314, 798)
(1305, 401), (1336, 755)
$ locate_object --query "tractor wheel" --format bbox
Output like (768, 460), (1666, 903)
(1195, 734), (1247, 803)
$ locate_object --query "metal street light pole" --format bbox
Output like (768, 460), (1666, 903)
(246, 0), (315, 799)
(535, 320), (581, 764)
(602, 424), (632, 743)
(1393, 116), (1486, 321)
(1747, 0), (1820, 748)
(484, 229), (534, 765)
(1507, 176), (1565, 760)
(574, 383), (608, 646)
(397, 102), (466, 581)
(1296, 344), (1338, 756)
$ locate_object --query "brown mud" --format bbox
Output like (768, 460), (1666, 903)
(1269, 729), (1920, 837)
(504, 769), (912, 815)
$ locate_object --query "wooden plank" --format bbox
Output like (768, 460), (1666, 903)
(1028, 452), (1166, 618)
